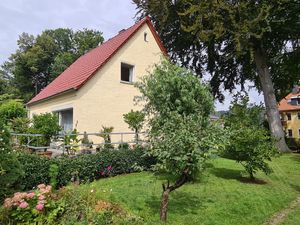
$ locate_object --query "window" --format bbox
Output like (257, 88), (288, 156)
(121, 63), (134, 83)
(288, 129), (293, 138)
(144, 32), (148, 42)
(287, 113), (292, 121)
(298, 98), (300, 105)
(58, 109), (73, 132)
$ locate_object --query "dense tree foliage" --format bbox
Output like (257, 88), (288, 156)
(223, 95), (278, 180)
(133, 0), (300, 152)
(0, 100), (27, 125)
(137, 60), (222, 221)
(1, 28), (104, 101)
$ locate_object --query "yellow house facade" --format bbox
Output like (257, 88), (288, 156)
(278, 86), (300, 139)
(27, 17), (166, 143)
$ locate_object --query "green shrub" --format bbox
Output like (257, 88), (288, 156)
(58, 186), (142, 224)
(17, 154), (51, 190)
(0, 121), (23, 202)
(0, 100), (26, 125)
(31, 113), (61, 146)
(49, 164), (59, 189)
(223, 95), (279, 180)
(16, 147), (155, 191)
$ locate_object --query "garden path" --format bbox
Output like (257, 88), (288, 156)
(263, 195), (300, 225)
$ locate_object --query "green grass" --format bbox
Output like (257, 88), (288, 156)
(281, 203), (300, 225)
(70, 154), (300, 225)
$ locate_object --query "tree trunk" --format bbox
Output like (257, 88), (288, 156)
(254, 46), (290, 152)
(159, 171), (188, 222)
(160, 189), (170, 222)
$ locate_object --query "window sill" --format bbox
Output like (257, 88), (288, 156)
(120, 81), (134, 85)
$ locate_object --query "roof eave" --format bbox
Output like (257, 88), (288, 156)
(27, 88), (76, 107)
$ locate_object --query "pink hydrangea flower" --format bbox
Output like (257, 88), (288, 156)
(36, 203), (44, 211)
(19, 201), (29, 209)
(107, 165), (112, 171)
(37, 184), (46, 189)
(26, 192), (35, 199)
(38, 195), (45, 200)
(38, 200), (46, 204)
(100, 171), (105, 176)
(3, 198), (13, 208)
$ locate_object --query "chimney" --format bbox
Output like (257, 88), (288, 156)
(292, 85), (299, 95)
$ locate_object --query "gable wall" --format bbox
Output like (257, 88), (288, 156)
(28, 23), (163, 143)
(74, 23), (162, 142)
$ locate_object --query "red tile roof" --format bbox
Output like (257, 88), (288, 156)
(278, 87), (300, 112)
(28, 17), (167, 105)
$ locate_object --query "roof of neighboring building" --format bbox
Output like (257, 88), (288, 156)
(278, 86), (300, 112)
(27, 17), (167, 105)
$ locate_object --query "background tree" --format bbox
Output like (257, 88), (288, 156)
(137, 60), (219, 221)
(0, 100), (26, 125)
(133, 0), (300, 152)
(223, 95), (278, 180)
(123, 110), (145, 143)
(2, 28), (104, 101)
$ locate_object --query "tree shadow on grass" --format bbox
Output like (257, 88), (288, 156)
(211, 167), (267, 185)
(211, 167), (243, 180)
(145, 191), (205, 216)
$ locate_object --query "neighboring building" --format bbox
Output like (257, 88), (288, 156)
(278, 85), (300, 139)
(27, 17), (167, 141)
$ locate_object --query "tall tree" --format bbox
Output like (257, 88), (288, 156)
(134, 0), (300, 152)
(2, 28), (104, 101)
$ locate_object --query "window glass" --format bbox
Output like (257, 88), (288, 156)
(288, 129), (293, 137)
(121, 63), (134, 82)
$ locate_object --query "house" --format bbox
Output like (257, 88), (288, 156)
(27, 17), (167, 142)
(278, 85), (300, 139)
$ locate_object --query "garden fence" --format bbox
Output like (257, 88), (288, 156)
(11, 132), (148, 154)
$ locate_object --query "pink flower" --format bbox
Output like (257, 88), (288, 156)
(45, 185), (52, 192)
(3, 198), (13, 208)
(107, 165), (112, 171)
(37, 184), (46, 189)
(19, 201), (29, 209)
(100, 171), (105, 176)
(26, 192), (35, 199)
(38, 195), (45, 200)
(38, 200), (46, 204)
(36, 203), (44, 211)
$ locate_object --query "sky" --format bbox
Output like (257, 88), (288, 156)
(0, 0), (264, 110)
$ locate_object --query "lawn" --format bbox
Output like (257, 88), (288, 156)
(69, 153), (300, 225)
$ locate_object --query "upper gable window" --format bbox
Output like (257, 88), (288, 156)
(121, 63), (134, 83)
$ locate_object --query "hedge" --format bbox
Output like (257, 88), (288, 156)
(17, 147), (156, 191)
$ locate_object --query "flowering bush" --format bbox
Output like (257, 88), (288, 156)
(99, 165), (113, 177)
(2, 184), (65, 223)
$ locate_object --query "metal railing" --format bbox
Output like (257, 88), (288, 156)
(11, 132), (148, 154)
